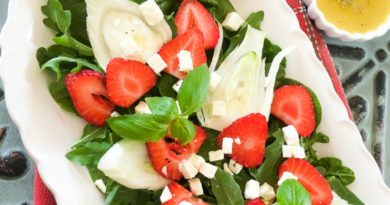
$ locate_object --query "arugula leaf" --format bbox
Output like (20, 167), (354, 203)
(317, 157), (355, 185)
(36, 45), (78, 66)
(66, 142), (111, 167)
(178, 65), (210, 116)
(108, 114), (169, 142)
(250, 129), (284, 185)
(301, 132), (329, 163)
(198, 128), (220, 161)
(42, 56), (103, 81)
(263, 38), (285, 67)
(209, 0), (235, 22)
(49, 79), (77, 114)
(157, 73), (178, 98)
(105, 183), (161, 205)
(145, 97), (179, 121)
(53, 35), (94, 57)
(170, 118), (196, 144)
(211, 169), (244, 205)
(72, 125), (108, 148)
(233, 170), (253, 194)
(327, 177), (364, 205)
(276, 179), (311, 205)
(60, 0), (89, 44)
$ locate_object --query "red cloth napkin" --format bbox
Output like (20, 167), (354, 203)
(33, 1), (352, 204)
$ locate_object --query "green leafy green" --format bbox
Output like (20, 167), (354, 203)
(198, 128), (220, 161)
(105, 183), (161, 205)
(327, 177), (364, 205)
(72, 125), (108, 148)
(276, 179), (311, 205)
(301, 132), (329, 163)
(66, 142), (111, 166)
(170, 118), (196, 144)
(48, 79), (77, 114)
(145, 97), (179, 121)
(317, 157), (355, 185)
(157, 73), (179, 98)
(178, 65), (210, 116)
(250, 129), (284, 185)
(209, 0), (235, 22)
(211, 169), (244, 205)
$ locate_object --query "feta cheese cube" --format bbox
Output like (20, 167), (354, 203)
(199, 162), (218, 179)
(222, 138), (234, 154)
(178, 50), (193, 72)
(259, 183), (275, 201)
(222, 12), (245, 31)
(161, 166), (168, 176)
(212, 100), (226, 116)
(147, 54), (167, 75)
(244, 179), (260, 199)
(160, 186), (173, 203)
(179, 201), (192, 205)
(208, 150), (224, 162)
(135, 101), (152, 114)
(179, 160), (198, 179)
(282, 125), (300, 146)
(228, 159), (243, 174)
(173, 80), (183, 93)
(223, 163), (233, 175)
(188, 178), (203, 196)
(282, 145), (306, 159)
(120, 38), (140, 59)
(189, 154), (206, 170)
(234, 137), (242, 145)
(94, 179), (106, 193)
(110, 111), (120, 117)
(209, 72), (222, 91)
(278, 171), (298, 185)
(139, 0), (164, 26)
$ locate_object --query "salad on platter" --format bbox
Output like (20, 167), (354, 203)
(36, 0), (365, 204)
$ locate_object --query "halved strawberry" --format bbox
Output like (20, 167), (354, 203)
(163, 182), (208, 205)
(217, 113), (268, 168)
(175, 0), (219, 49)
(147, 126), (207, 180)
(106, 58), (157, 108)
(159, 29), (207, 79)
(279, 158), (333, 205)
(65, 70), (114, 126)
(246, 199), (265, 205)
(271, 85), (316, 137)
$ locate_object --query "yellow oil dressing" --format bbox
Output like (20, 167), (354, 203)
(317, 0), (390, 33)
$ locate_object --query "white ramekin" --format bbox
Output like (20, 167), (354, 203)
(304, 0), (390, 41)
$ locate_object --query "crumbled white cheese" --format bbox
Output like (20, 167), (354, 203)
(139, 0), (164, 26)
(147, 53), (167, 75)
(259, 183), (275, 201)
(160, 186), (173, 203)
(179, 201), (193, 205)
(282, 145), (306, 159)
(189, 154), (206, 170)
(222, 12), (245, 31)
(178, 50), (193, 72)
(209, 72), (222, 91)
(94, 179), (107, 193)
(120, 38), (140, 59)
(228, 159), (243, 174)
(282, 125), (300, 146)
(234, 137), (242, 145)
(110, 111), (120, 117)
(212, 100), (226, 116)
(188, 178), (203, 196)
(244, 179), (260, 199)
(199, 163), (218, 179)
(222, 138), (234, 154)
(135, 101), (152, 114)
(278, 171), (298, 186)
(179, 160), (198, 179)
(208, 150), (224, 162)
(223, 163), (233, 175)
(173, 80), (183, 93)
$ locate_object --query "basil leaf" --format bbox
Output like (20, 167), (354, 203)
(49, 79), (77, 114)
(66, 142), (111, 167)
(42, 56), (102, 81)
(276, 179), (311, 205)
(250, 129), (284, 185)
(170, 118), (196, 144)
(211, 169), (244, 205)
(178, 65), (210, 116)
(107, 114), (169, 142)
(327, 177), (364, 205)
(145, 97), (179, 121)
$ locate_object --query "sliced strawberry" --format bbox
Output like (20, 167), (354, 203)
(246, 199), (265, 205)
(175, 0), (219, 49)
(147, 126), (207, 180)
(159, 29), (207, 79)
(218, 113), (268, 168)
(65, 70), (114, 126)
(163, 182), (208, 205)
(106, 58), (157, 107)
(271, 85), (316, 137)
(279, 158), (333, 205)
